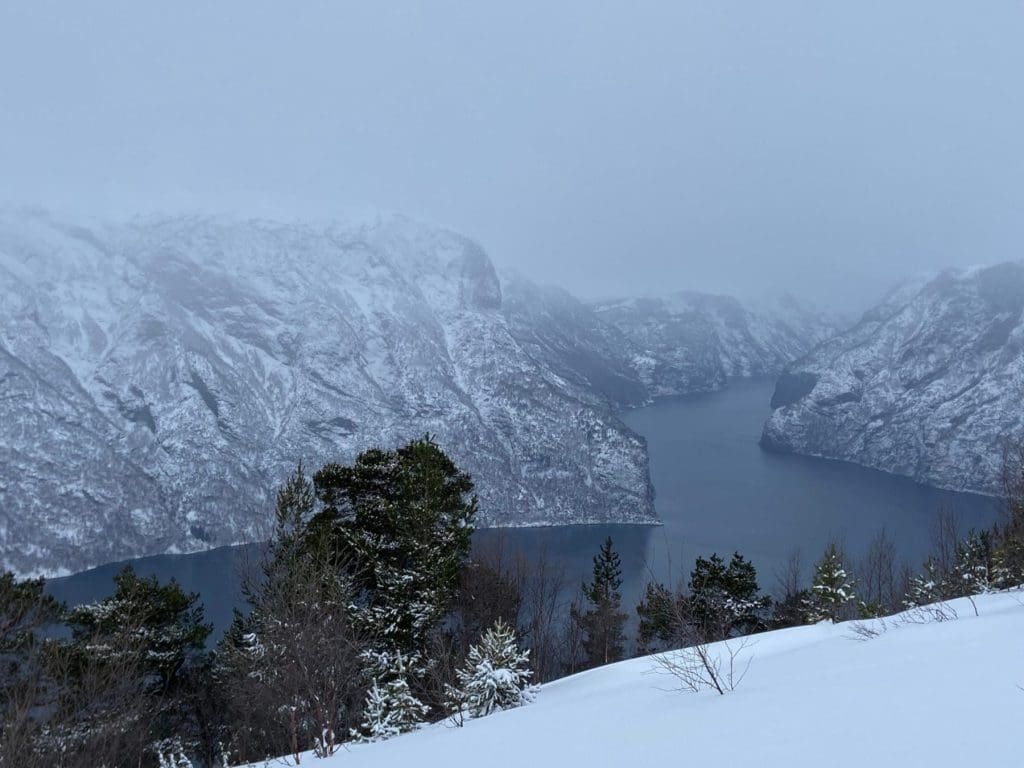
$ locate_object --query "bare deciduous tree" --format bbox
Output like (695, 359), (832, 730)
(858, 527), (900, 616)
(653, 636), (754, 696)
(930, 508), (962, 588)
(518, 548), (568, 683)
(221, 531), (368, 763)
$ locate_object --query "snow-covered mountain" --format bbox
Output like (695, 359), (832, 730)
(592, 292), (836, 397)
(242, 591), (1024, 768)
(0, 210), (830, 576)
(762, 263), (1024, 494)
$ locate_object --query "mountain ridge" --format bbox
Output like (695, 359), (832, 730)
(762, 262), (1024, 495)
(0, 210), (832, 576)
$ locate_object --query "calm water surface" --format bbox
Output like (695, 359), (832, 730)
(50, 377), (998, 636)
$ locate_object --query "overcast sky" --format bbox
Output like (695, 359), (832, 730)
(1, 2), (1021, 312)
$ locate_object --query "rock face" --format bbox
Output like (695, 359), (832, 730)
(0, 210), (830, 576)
(591, 292), (836, 398)
(761, 263), (1024, 495)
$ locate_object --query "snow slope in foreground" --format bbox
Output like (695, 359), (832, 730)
(253, 592), (1024, 768)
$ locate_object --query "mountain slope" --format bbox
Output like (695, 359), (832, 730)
(0, 210), (832, 576)
(247, 591), (1024, 768)
(592, 292), (835, 397)
(0, 211), (657, 575)
(762, 263), (1024, 494)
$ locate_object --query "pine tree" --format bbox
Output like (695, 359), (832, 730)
(446, 619), (536, 721)
(635, 581), (684, 654)
(313, 436), (477, 666)
(353, 652), (429, 742)
(904, 557), (945, 608)
(995, 443), (1024, 586)
(66, 565), (211, 693)
(805, 542), (856, 623)
(770, 587), (813, 628)
(0, 570), (62, 654)
(688, 552), (769, 640)
(49, 567), (212, 764)
(571, 537), (628, 668)
(954, 529), (998, 595)
(0, 570), (63, 763)
(216, 464), (368, 762)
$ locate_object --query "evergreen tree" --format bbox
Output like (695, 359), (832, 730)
(805, 542), (856, 623)
(0, 570), (62, 695)
(66, 566), (211, 694)
(353, 652), (429, 742)
(0, 570), (63, 763)
(446, 619), (536, 721)
(770, 587), (813, 628)
(571, 537), (628, 668)
(0, 570), (62, 655)
(42, 567), (213, 765)
(688, 552), (769, 640)
(953, 529), (999, 595)
(904, 557), (946, 608)
(313, 436), (477, 665)
(995, 443), (1024, 586)
(216, 464), (368, 763)
(635, 581), (684, 654)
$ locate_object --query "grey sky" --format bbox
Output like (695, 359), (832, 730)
(1, 1), (1021, 312)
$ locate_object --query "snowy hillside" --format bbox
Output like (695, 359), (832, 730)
(0, 210), (831, 576)
(261, 591), (1024, 768)
(762, 263), (1024, 494)
(0, 210), (658, 575)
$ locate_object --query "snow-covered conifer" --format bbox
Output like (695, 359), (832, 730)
(805, 542), (856, 622)
(954, 530), (998, 595)
(353, 652), (429, 742)
(904, 557), (945, 608)
(447, 619), (537, 721)
(155, 738), (193, 768)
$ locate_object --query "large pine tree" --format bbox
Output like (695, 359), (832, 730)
(313, 436), (478, 664)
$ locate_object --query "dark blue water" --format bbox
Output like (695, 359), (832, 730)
(48, 377), (998, 637)
(617, 377), (997, 592)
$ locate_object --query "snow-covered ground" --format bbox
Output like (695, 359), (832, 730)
(252, 591), (1024, 767)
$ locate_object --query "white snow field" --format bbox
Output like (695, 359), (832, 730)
(247, 592), (1024, 768)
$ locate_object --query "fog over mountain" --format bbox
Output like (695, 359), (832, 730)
(2, 2), (1022, 313)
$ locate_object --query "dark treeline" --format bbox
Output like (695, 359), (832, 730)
(2, 439), (1023, 767)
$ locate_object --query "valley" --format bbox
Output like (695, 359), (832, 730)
(48, 377), (998, 638)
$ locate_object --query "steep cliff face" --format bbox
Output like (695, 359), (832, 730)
(0, 211), (657, 575)
(762, 263), (1024, 494)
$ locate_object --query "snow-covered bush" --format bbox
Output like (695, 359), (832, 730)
(154, 738), (193, 768)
